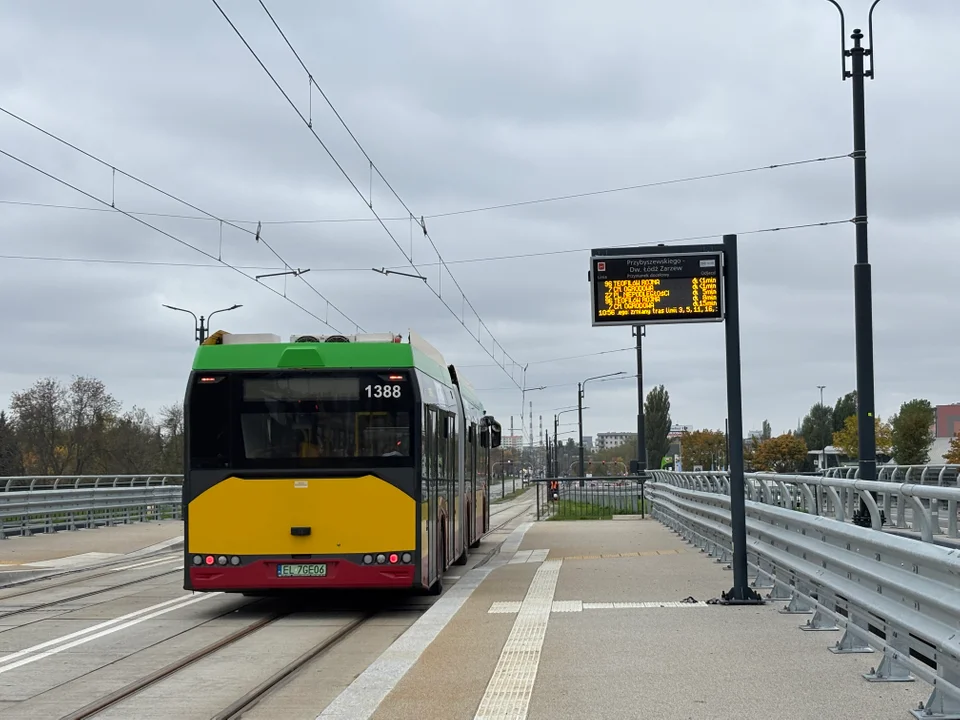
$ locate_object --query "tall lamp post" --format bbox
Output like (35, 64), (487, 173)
(817, 384), (827, 473)
(163, 303), (242, 344)
(824, 0), (882, 526)
(578, 372), (626, 483)
(555, 406), (585, 477)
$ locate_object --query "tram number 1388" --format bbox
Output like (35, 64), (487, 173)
(365, 384), (402, 398)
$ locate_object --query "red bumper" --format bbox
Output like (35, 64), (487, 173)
(188, 558), (417, 591)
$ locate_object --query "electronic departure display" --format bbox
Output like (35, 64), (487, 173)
(589, 251), (724, 326)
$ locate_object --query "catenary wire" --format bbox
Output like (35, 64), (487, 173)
(0, 147), (354, 332)
(0, 105), (364, 334)
(0, 217), (850, 273)
(210, 0), (525, 388)
(0, 151), (850, 226)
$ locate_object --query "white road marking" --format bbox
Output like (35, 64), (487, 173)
(126, 535), (184, 557)
(26, 552), (120, 569)
(486, 599), (711, 614)
(0, 591), (217, 669)
(316, 523), (536, 720)
(474, 558), (562, 720)
(104, 555), (181, 573)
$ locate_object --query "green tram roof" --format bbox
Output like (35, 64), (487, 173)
(191, 329), (484, 411)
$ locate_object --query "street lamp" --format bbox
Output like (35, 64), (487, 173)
(554, 407), (586, 478)
(163, 303), (242, 344)
(578, 372), (626, 481)
(823, 0), (881, 526)
(817, 385), (827, 473)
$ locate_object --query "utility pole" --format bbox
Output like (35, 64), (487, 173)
(633, 325), (647, 477)
(818, 384), (827, 473)
(825, 1), (881, 526)
(578, 372), (624, 484)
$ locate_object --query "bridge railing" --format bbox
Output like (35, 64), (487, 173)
(651, 467), (960, 543)
(646, 480), (960, 718)
(532, 477), (646, 521)
(0, 474), (183, 492)
(0, 485), (182, 539)
(825, 464), (959, 486)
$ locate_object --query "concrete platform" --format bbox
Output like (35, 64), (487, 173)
(0, 521), (182, 582)
(324, 517), (927, 720)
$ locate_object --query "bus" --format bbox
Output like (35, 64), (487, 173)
(182, 329), (502, 596)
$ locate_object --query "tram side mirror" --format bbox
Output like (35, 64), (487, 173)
(629, 459), (640, 475)
(490, 426), (502, 449)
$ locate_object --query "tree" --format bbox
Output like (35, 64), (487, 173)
(644, 385), (671, 471)
(9, 378), (69, 475)
(832, 414), (893, 459)
(890, 399), (935, 465)
(801, 403), (834, 451)
(158, 404), (184, 473)
(945, 433), (960, 464)
(833, 391), (857, 433)
(752, 432), (808, 473)
(0, 411), (23, 476)
(680, 429), (727, 470)
(66, 376), (120, 475)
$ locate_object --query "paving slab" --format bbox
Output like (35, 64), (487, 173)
(0, 521), (182, 568)
(355, 518), (928, 720)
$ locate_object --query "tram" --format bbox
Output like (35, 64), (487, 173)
(182, 329), (501, 595)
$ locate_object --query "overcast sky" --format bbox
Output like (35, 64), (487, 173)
(1, 0), (957, 447)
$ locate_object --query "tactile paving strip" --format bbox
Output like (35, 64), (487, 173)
(474, 559), (562, 719)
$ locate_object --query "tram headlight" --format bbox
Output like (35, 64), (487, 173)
(388, 553), (398, 564)
(363, 554), (373, 565)
(376, 553), (386, 564)
(217, 556), (227, 566)
(192, 555), (202, 565)
(401, 552), (412, 564)
(230, 556), (241, 566)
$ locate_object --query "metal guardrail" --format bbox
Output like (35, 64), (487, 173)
(652, 469), (960, 543)
(0, 474), (183, 492)
(0, 486), (183, 539)
(533, 478), (647, 520)
(826, 464), (959, 486)
(647, 479), (960, 719)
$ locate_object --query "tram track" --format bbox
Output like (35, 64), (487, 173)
(0, 564), (182, 621)
(58, 603), (383, 720)
(0, 552), (180, 602)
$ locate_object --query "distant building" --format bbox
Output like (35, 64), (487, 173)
(582, 436), (594, 451)
(935, 403), (960, 439)
(596, 432), (635, 451)
(501, 434), (524, 450)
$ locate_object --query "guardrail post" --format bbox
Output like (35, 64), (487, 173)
(829, 613), (874, 655)
(863, 629), (914, 683)
(912, 675), (960, 719)
(779, 581), (815, 614)
(800, 597), (841, 632)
